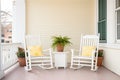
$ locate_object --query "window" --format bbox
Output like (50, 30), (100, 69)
(8, 36), (12, 38)
(116, 0), (120, 42)
(1, 34), (4, 37)
(1, 39), (4, 43)
(9, 29), (12, 32)
(6, 41), (10, 43)
(98, 0), (107, 43)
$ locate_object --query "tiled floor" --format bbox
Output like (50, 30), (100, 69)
(1, 66), (120, 80)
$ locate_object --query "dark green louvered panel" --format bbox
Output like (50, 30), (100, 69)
(117, 9), (120, 39)
(98, 0), (107, 43)
(116, 0), (120, 8)
(99, 0), (102, 21)
(102, 0), (106, 20)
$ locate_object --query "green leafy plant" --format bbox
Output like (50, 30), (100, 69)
(98, 49), (103, 57)
(16, 47), (25, 58)
(51, 35), (72, 51)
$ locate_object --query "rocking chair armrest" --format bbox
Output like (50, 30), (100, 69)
(43, 48), (52, 52)
(42, 48), (52, 56)
(26, 48), (52, 52)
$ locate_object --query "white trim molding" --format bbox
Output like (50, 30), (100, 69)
(99, 43), (120, 49)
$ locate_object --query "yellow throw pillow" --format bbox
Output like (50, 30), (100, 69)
(81, 46), (96, 57)
(29, 46), (43, 56)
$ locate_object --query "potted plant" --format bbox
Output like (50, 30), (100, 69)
(97, 49), (103, 66)
(51, 35), (72, 52)
(16, 47), (26, 66)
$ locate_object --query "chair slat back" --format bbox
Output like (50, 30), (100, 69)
(25, 35), (41, 48)
(79, 34), (99, 54)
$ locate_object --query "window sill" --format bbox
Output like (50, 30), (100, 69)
(99, 43), (120, 49)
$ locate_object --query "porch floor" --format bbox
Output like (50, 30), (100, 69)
(1, 66), (120, 80)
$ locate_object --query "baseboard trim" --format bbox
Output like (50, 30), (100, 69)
(4, 63), (19, 75)
(0, 71), (4, 79)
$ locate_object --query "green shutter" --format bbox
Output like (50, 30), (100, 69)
(98, 0), (107, 43)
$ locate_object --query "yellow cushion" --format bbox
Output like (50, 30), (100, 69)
(29, 46), (43, 56)
(81, 46), (96, 57)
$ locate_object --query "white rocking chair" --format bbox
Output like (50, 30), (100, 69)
(24, 35), (53, 71)
(70, 34), (99, 71)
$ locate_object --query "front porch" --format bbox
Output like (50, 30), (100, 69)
(0, 43), (120, 80)
(0, 0), (120, 80)
(2, 66), (120, 80)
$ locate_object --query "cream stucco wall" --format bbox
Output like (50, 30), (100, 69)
(26, 0), (95, 50)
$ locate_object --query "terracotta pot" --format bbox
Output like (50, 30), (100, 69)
(97, 57), (103, 66)
(18, 58), (26, 67)
(57, 44), (64, 52)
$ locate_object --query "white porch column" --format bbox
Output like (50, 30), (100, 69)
(0, 0), (5, 79)
(12, 0), (26, 43)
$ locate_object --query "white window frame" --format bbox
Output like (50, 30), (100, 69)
(96, 0), (116, 44)
(96, 0), (120, 49)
